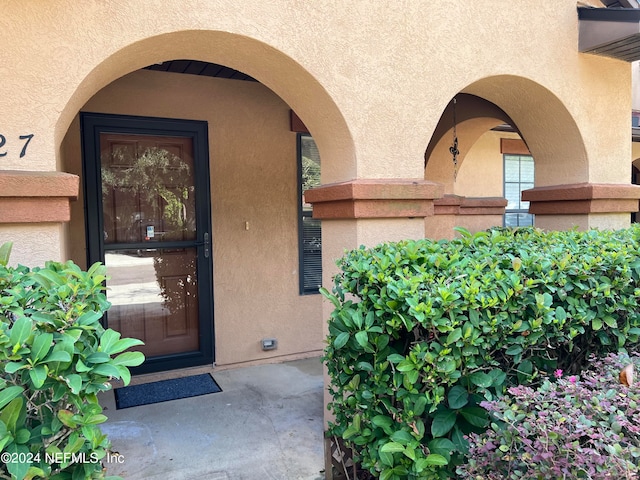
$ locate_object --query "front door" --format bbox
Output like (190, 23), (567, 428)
(81, 113), (213, 374)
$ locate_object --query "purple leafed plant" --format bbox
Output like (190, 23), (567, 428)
(457, 352), (640, 480)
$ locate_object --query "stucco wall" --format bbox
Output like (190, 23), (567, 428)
(0, 225), (65, 267)
(0, 1), (631, 183)
(1, 0), (638, 372)
(455, 130), (513, 197)
(61, 70), (322, 367)
(633, 62), (640, 112)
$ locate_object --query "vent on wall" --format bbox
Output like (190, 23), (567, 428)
(261, 338), (278, 351)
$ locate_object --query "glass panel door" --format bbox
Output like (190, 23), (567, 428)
(100, 133), (203, 359)
(82, 113), (213, 373)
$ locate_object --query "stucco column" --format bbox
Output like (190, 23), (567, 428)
(305, 178), (443, 477)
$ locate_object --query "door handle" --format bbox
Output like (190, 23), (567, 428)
(203, 232), (210, 259)
(195, 233), (210, 258)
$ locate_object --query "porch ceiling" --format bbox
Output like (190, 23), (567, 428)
(144, 60), (257, 82)
(579, 7), (640, 61)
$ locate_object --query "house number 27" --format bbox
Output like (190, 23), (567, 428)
(0, 134), (35, 158)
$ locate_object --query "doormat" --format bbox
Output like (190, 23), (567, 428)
(114, 373), (222, 409)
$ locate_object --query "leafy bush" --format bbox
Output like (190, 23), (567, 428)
(322, 226), (640, 479)
(457, 352), (640, 479)
(0, 242), (145, 480)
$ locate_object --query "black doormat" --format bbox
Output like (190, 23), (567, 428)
(114, 373), (222, 409)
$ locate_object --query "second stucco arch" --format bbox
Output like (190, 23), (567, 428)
(423, 75), (592, 238)
(425, 75), (589, 192)
(462, 75), (589, 187)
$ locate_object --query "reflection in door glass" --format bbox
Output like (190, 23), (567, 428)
(100, 136), (196, 244)
(105, 248), (200, 357)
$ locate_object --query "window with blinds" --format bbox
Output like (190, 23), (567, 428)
(504, 154), (535, 227)
(298, 134), (322, 294)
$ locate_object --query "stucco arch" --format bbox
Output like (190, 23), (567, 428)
(57, 29), (358, 373)
(424, 76), (588, 193)
(55, 30), (355, 182)
(424, 94), (517, 194)
(462, 75), (588, 187)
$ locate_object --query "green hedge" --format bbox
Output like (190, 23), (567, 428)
(0, 244), (144, 480)
(322, 225), (640, 479)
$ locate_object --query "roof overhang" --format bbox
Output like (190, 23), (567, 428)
(579, 7), (640, 61)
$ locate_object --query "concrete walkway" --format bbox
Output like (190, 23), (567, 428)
(99, 357), (325, 479)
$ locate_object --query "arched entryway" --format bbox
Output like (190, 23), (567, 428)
(58, 31), (354, 374)
(55, 30), (356, 477)
(423, 75), (605, 238)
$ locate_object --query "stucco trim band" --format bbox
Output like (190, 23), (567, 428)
(500, 138), (530, 155)
(434, 195), (508, 215)
(0, 170), (79, 223)
(522, 183), (640, 215)
(305, 179), (444, 219)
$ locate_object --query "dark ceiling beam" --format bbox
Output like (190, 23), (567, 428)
(144, 61), (256, 82)
(579, 7), (640, 61)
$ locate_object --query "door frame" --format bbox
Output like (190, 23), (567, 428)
(80, 112), (214, 374)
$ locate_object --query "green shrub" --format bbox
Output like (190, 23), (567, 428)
(322, 225), (640, 479)
(0, 243), (145, 480)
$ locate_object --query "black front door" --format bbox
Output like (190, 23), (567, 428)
(81, 112), (214, 374)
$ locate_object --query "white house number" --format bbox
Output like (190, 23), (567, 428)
(0, 134), (34, 158)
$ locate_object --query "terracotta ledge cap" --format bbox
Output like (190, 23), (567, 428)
(462, 197), (508, 208)
(305, 178), (444, 203)
(0, 170), (79, 199)
(522, 183), (640, 215)
(434, 194), (464, 207)
(434, 195), (507, 215)
(522, 183), (640, 202)
(305, 179), (444, 219)
(0, 170), (79, 223)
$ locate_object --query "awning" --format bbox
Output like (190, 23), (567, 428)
(579, 7), (640, 61)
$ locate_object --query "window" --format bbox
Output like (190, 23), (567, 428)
(633, 164), (640, 223)
(298, 134), (322, 294)
(504, 154), (534, 227)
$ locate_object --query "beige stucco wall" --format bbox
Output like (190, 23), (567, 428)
(427, 214), (504, 241)
(1, 0), (637, 372)
(61, 70), (322, 367)
(0, 1), (631, 182)
(633, 62), (640, 112)
(455, 130), (512, 197)
(0, 225), (65, 267)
